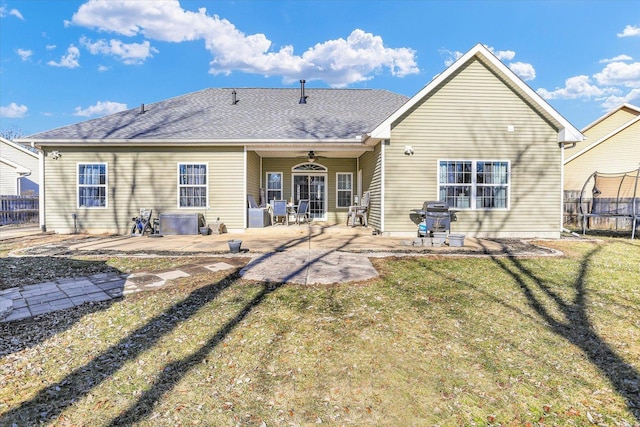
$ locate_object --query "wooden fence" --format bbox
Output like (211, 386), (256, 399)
(0, 195), (39, 225)
(564, 191), (637, 232)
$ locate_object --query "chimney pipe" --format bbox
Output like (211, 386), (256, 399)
(299, 79), (308, 104)
(140, 103), (145, 114)
(231, 90), (238, 105)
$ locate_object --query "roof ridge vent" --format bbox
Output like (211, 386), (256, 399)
(299, 80), (308, 104)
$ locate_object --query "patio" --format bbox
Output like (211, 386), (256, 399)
(63, 223), (506, 255)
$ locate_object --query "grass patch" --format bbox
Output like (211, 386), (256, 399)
(1, 238), (639, 425)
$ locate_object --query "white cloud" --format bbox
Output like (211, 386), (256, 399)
(16, 48), (33, 61)
(97, 64), (109, 72)
(537, 75), (608, 100)
(600, 54), (633, 63)
(441, 46), (535, 81)
(0, 6), (24, 20)
(48, 45), (80, 68)
(73, 101), (127, 117)
(509, 62), (536, 81)
(600, 88), (640, 110)
(0, 103), (28, 118)
(69, 0), (418, 87)
(46, 44), (57, 51)
(593, 61), (640, 88)
(617, 25), (640, 37)
(80, 36), (158, 64)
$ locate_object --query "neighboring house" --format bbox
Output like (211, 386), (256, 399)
(18, 43), (583, 238)
(564, 103), (640, 193)
(0, 137), (40, 196)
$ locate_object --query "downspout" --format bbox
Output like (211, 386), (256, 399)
(380, 140), (386, 235)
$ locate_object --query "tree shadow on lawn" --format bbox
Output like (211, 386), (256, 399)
(0, 225), (357, 425)
(487, 245), (640, 421)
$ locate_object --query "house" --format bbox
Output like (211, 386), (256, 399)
(18, 43), (583, 238)
(0, 137), (39, 196)
(564, 103), (640, 193)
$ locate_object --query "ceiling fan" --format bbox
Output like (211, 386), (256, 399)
(298, 150), (324, 163)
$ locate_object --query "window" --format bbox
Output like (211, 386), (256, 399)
(178, 163), (208, 208)
(336, 173), (353, 208)
(266, 172), (282, 202)
(439, 160), (509, 209)
(78, 163), (107, 208)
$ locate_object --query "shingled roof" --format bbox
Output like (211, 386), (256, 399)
(26, 88), (409, 144)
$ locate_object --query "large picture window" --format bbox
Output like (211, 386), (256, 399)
(78, 163), (107, 208)
(336, 173), (353, 208)
(266, 172), (283, 202)
(178, 163), (208, 208)
(439, 160), (509, 209)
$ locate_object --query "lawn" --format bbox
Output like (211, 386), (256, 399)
(1, 238), (639, 426)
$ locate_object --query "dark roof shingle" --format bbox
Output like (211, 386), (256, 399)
(27, 88), (408, 142)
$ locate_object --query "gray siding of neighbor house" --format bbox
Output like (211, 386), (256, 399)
(564, 121), (640, 192)
(359, 144), (382, 230)
(261, 157), (357, 223)
(0, 140), (39, 195)
(42, 146), (245, 234)
(383, 58), (562, 238)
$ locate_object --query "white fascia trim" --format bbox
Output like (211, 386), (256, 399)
(564, 115), (640, 164)
(580, 103), (640, 133)
(1, 137), (38, 158)
(0, 157), (31, 174)
(370, 43), (584, 144)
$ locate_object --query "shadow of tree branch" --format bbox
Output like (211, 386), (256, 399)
(489, 248), (640, 420)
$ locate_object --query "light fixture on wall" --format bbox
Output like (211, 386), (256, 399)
(307, 150), (316, 162)
(404, 145), (414, 156)
(51, 150), (61, 160)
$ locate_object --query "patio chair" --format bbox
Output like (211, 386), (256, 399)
(131, 208), (155, 236)
(271, 199), (288, 225)
(294, 199), (310, 225)
(348, 191), (370, 227)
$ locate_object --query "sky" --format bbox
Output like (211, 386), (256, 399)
(1, 0), (639, 137)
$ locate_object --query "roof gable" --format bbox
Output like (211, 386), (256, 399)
(565, 114), (640, 164)
(369, 43), (583, 143)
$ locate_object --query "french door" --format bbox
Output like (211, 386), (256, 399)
(292, 173), (326, 220)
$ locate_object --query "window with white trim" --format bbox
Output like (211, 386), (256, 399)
(336, 172), (353, 208)
(439, 160), (509, 209)
(178, 163), (208, 208)
(78, 163), (107, 208)
(266, 172), (283, 202)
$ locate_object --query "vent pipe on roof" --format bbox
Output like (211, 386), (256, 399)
(140, 103), (145, 114)
(299, 80), (308, 104)
(232, 90), (239, 105)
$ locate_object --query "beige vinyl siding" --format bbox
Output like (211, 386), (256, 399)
(383, 58), (562, 238)
(43, 146), (244, 234)
(359, 144), (382, 230)
(246, 150), (261, 205)
(261, 157), (356, 223)
(564, 121), (640, 192)
(568, 107), (640, 154)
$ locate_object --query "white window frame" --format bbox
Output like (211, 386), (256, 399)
(438, 159), (510, 210)
(77, 162), (108, 209)
(177, 163), (209, 208)
(336, 172), (353, 209)
(266, 171), (283, 203)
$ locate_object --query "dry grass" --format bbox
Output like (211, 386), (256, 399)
(1, 237), (639, 426)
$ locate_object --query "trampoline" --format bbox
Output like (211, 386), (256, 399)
(578, 168), (640, 239)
